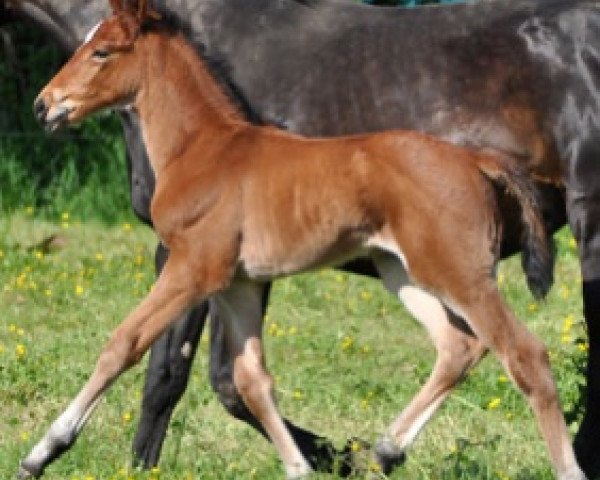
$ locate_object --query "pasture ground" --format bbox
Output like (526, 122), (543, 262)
(0, 213), (588, 479)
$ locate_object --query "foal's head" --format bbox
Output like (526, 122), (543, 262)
(34, 0), (157, 131)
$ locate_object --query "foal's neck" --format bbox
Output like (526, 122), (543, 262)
(135, 31), (247, 176)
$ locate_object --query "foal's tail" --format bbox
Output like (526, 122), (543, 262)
(476, 152), (554, 299)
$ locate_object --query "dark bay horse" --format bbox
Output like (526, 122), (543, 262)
(7, 0), (600, 477)
(25, 2), (586, 478)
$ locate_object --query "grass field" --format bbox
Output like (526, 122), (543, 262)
(0, 212), (588, 480)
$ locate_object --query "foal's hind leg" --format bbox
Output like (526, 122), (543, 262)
(454, 281), (586, 480)
(372, 253), (487, 472)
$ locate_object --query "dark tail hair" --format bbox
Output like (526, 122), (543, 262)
(476, 152), (554, 299)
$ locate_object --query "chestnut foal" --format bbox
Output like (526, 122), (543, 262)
(24, 3), (585, 479)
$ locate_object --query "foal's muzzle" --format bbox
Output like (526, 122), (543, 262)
(33, 97), (72, 132)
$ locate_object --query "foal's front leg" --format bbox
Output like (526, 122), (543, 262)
(18, 254), (200, 479)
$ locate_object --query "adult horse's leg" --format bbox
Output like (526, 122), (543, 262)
(575, 277), (600, 478)
(209, 284), (359, 476)
(132, 243), (207, 468)
(565, 143), (600, 477)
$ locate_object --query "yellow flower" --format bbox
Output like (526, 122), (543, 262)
(351, 440), (363, 452)
(134, 254), (145, 265)
(34, 251), (43, 260)
(61, 212), (70, 221)
(360, 290), (373, 301)
(578, 342), (589, 352)
(16, 343), (26, 359)
(95, 253), (104, 262)
(150, 466), (160, 476)
(527, 303), (538, 312)
(487, 397), (501, 410)
(496, 469), (511, 480)
(0, 249), (4, 258)
(561, 334), (572, 344)
(498, 375), (509, 383)
(84, 475), (95, 480)
(361, 344), (372, 354)
(341, 336), (354, 351)
(25, 206), (34, 215)
(368, 462), (382, 473)
(20, 431), (30, 442)
(44, 288), (52, 297)
(563, 314), (575, 333)
(292, 389), (304, 400)
(9, 323), (17, 333)
(122, 411), (132, 423)
(287, 326), (297, 335)
(75, 285), (84, 296)
(497, 272), (505, 285)
(122, 223), (132, 231)
(61, 221), (69, 229)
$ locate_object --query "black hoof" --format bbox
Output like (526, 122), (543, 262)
(17, 463), (41, 480)
(374, 438), (407, 476)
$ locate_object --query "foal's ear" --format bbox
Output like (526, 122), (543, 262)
(135, 0), (161, 22)
(109, 0), (125, 14)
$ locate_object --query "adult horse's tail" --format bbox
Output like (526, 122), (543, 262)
(477, 152), (554, 299)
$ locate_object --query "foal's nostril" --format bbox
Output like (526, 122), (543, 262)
(33, 98), (48, 122)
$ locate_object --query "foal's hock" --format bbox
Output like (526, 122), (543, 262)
(23, 2), (585, 479)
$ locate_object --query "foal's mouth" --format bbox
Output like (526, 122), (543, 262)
(33, 98), (75, 132)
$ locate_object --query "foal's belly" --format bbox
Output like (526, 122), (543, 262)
(239, 233), (368, 281)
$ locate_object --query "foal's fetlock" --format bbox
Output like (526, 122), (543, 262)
(373, 437), (407, 475)
(285, 460), (313, 479)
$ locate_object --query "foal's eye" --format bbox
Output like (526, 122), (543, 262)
(92, 49), (111, 60)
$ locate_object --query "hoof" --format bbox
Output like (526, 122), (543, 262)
(16, 465), (37, 480)
(374, 438), (407, 476)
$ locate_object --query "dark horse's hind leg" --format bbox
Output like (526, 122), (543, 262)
(132, 243), (207, 468)
(209, 283), (364, 477)
(575, 278), (600, 479)
(566, 144), (600, 479)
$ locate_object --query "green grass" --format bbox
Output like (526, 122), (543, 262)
(0, 215), (587, 480)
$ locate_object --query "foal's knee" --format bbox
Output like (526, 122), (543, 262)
(97, 332), (142, 380)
